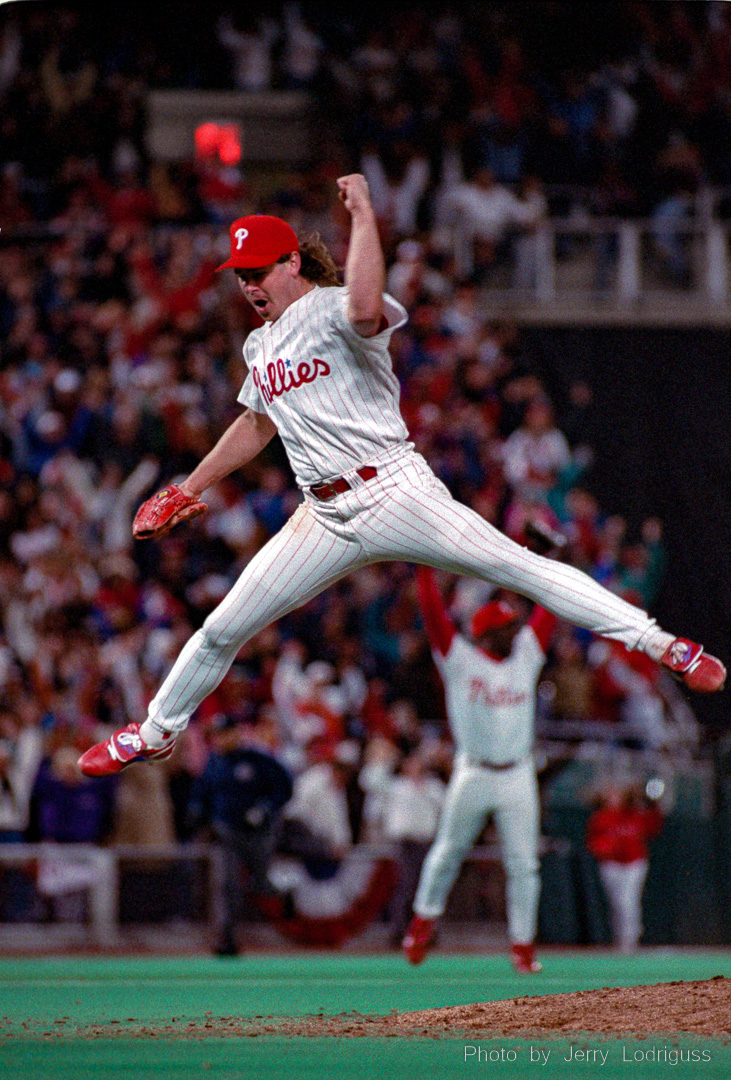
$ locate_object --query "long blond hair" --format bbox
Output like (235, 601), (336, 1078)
(297, 232), (341, 286)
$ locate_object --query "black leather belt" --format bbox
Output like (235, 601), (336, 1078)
(469, 757), (523, 771)
(309, 465), (378, 501)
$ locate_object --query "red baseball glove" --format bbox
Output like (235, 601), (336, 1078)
(133, 484), (208, 540)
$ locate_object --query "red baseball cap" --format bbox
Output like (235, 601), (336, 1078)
(470, 600), (519, 638)
(216, 214), (299, 271)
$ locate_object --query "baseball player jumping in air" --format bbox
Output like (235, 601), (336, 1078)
(79, 174), (725, 779)
(403, 566), (556, 973)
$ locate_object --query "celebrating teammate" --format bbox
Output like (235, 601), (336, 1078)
(403, 567), (555, 973)
(79, 174), (725, 778)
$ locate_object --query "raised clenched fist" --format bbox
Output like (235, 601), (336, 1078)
(336, 174), (372, 214)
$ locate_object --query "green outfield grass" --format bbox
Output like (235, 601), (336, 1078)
(0, 950), (729, 1079)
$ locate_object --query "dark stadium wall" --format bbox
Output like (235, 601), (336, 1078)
(539, 811), (725, 946)
(520, 325), (731, 737)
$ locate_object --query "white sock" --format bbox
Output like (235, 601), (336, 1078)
(637, 628), (676, 662)
(138, 718), (175, 748)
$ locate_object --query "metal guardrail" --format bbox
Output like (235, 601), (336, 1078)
(450, 217), (730, 317)
(0, 842), (224, 945)
(0, 837), (575, 943)
(3, 209), (728, 320)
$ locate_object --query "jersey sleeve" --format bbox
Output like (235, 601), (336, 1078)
(517, 622), (551, 679)
(236, 337), (264, 410)
(329, 287), (408, 346)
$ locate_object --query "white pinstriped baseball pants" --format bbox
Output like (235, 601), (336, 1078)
(147, 451), (661, 734)
(413, 755), (541, 943)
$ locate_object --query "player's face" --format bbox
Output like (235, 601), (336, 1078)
(235, 255), (300, 322)
(478, 622), (520, 657)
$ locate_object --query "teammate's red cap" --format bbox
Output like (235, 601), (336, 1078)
(216, 215), (299, 272)
(470, 600), (519, 638)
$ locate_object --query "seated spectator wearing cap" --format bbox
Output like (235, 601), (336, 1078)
(402, 566), (556, 974)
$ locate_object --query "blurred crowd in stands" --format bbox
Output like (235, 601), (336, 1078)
(3, 3), (731, 225)
(0, 3), (709, 898)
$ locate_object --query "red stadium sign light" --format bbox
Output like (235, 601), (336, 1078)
(194, 122), (242, 165)
(217, 125), (242, 166)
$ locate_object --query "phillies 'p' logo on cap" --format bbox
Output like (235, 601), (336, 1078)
(216, 215), (299, 271)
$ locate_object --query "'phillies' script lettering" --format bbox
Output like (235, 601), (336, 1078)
(253, 358), (331, 405)
(468, 680), (528, 707)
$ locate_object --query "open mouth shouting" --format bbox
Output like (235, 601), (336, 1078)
(233, 254), (311, 323)
(248, 294), (272, 318)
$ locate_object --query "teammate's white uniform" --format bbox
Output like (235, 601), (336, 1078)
(412, 619), (548, 944)
(145, 282), (664, 737)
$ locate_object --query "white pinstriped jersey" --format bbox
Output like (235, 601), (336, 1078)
(433, 627), (546, 764)
(237, 285), (411, 487)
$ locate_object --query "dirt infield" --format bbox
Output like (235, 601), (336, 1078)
(35, 977), (730, 1041)
(267, 977), (731, 1039)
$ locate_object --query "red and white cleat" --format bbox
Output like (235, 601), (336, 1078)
(660, 639), (726, 693)
(402, 914), (436, 966)
(78, 722), (176, 777)
(511, 943), (542, 974)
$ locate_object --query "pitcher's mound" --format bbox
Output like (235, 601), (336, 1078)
(48, 976), (731, 1041)
(270, 976), (730, 1039)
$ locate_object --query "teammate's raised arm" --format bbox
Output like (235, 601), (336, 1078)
(527, 607), (558, 654)
(337, 173), (386, 337)
(415, 566), (456, 656)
